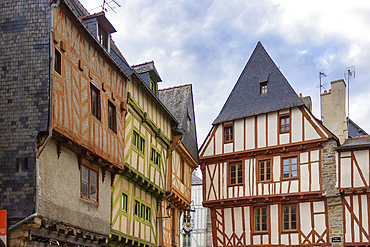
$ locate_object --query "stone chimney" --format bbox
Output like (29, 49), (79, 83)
(299, 93), (312, 112)
(321, 79), (348, 144)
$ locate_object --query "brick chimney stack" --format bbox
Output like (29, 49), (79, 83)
(321, 79), (348, 144)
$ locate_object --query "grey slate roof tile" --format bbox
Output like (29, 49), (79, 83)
(213, 42), (304, 125)
(158, 85), (200, 164)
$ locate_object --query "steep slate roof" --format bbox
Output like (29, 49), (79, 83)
(348, 117), (369, 138)
(336, 135), (370, 150)
(213, 42), (304, 125)
(192, 174), (202, 185)
(158, 85), (200, 164)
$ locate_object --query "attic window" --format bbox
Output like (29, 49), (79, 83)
(98, 25), (108, 48)
(260, 82), (267, 95)
(150, 78), (158, 96)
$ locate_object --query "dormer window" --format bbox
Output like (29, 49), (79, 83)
(150, 78), (158, 96)
(260, 82), (267, 95)
(98, 25), (108, 48)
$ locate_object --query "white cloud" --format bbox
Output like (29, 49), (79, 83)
(80, 0), (370, 144)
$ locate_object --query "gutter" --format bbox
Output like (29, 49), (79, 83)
(8, 0), (60, 231)
(158, 129), (184, 247)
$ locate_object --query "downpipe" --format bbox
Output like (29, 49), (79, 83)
(158, 129), (184, 247)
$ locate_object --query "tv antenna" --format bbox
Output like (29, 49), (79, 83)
(317, 70), (327, 121)
(102, 0), (121, 13)
(344, 66), (355, 133)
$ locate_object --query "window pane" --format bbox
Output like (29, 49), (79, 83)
(283, 206), (289, 214)
(81, 182), (88, 197)
(238, 176), (242, 184)
(231, 178), (236, 184)
(231, 165), (235, 172)
(238, 170), (242, 177)
(261, 174), (264, 181)
(82, 166), (88, 182)
(292, 170), (297, 177)
(262, 223), (267, 231)
(284, 222), (289, 230)
(90, 170), (97, 186)
(122, 194), (127, 211)
(237, 164), (242, 171)
(291, 221), (296, 230)
(260, 163), (264, 169)
(291, 206), (296, 213)
(283, 159), (289, 166)
(286, 118), (290, 124)
(90, 185), (97, 200)
(292, 158), (297, 164)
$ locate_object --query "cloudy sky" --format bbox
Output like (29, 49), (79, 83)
(80, 0), (370, 146)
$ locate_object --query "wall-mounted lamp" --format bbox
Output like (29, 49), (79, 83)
(158, 203), (174, 219)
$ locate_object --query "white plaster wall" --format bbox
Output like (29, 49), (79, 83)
(215, 126), (222, 155)
(270, 204), (279, 244)
(304, 118), (321, 141)
(341, 158), (351, 187)
(234, 119), (244, 152)
(38, 138), (111, 235)
(268, 112), (278, 146)
(291, 107), (302, 143)
(280, 133), (289, 145)
(257, 115), (266, 148)
(246, 117), (255, 150)
(203, 138), (214, 157)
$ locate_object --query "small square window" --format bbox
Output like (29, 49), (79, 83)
(108, 100), (117, 133)
(229, 162), (243, 185)
(16, 158), (28, 173)
(282, 157), (298, 179)
(90, 83), (101, 120)
(151, 148), (161, 167)
(280, 115), (290, 133)
(224, 125), (233, 143)
(260, 82), (267, 95)
(54, 48), (62, 75)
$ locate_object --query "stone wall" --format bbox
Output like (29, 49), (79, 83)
(322, 139), (343, 246)
(0, 0), (50, 218)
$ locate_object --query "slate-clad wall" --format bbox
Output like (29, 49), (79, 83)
(0, 0), (50, 218)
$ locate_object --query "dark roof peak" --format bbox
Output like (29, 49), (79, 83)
(213, 42), (304, 124)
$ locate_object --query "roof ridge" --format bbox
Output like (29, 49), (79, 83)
(159, 84), (192, 91)
(132, 61), (154, 68)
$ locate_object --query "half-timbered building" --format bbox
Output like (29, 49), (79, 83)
(2, 0), (128, 246)
(336, 136), (370, 246)
(199, 42), (341, 246)
(109, 60), (178, 247)
(158, 85), (200, 247)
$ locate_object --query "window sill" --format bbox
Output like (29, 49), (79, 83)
(281, 230), (298, 233)
(80, 197), (99, 206)
(281, 177), (298, 181)
(224, 141), (233, 144)
(279, 131), (290, 134)
(253, 231), (269, 235)
(228, 183), (243, 187)
(258, 180), (272, 183)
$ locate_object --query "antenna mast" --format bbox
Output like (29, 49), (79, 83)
(102, 0), (121, 13)
(344, 66), (355, 134)
(319, 71), (327, 121)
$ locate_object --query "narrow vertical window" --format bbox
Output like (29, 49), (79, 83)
(108, 100), (117, 133)
(259, 160), (271, 182)
(254, 207), (268, 232)
(180, 158), (184, 183)
(90, 83), (101, 120)
(283, 205), (297, 231)
(134, 200), (140, 217)
(146, 206), (151, 222)
(260, 82), (267, 95)
(54, 48), (62, 75)
(150, 78), (157, 95)
(81, 165), (98, 202)
(132, 131), (138, 147)
(122, 193), (127, 212)
(229, 162), (243, 185)
(282, 157), (298, 179)
(139, 137), (145, 153)
(280, 115), (290, 133)
(224, 125), (233, 143)
(141, 204), (146, 219)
